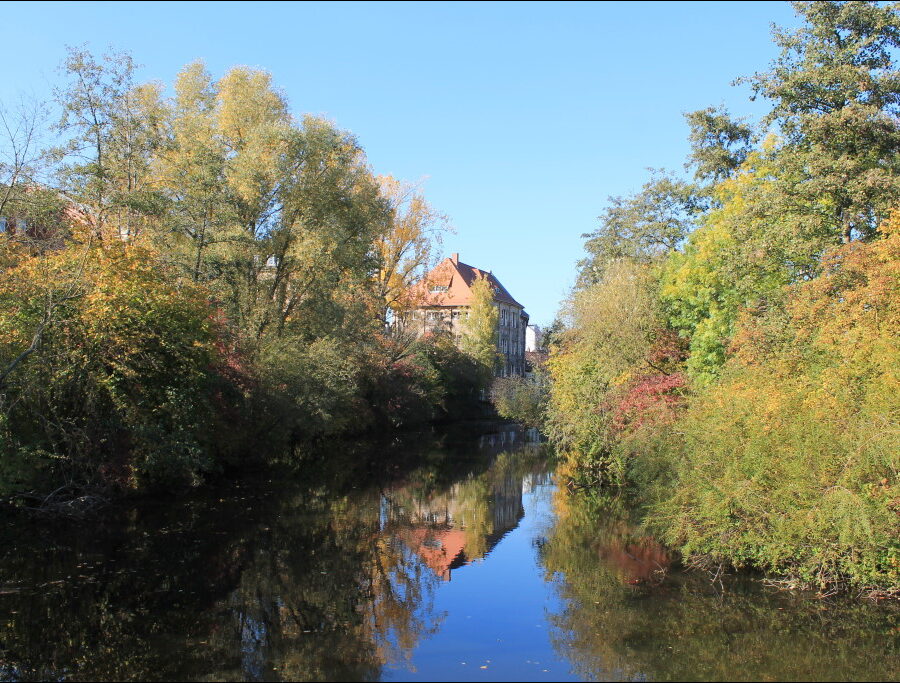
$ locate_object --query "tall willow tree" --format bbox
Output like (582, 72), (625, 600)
(153, 61), (234, 283)
(145, 62), (393, 355)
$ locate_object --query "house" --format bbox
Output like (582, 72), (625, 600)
(400, 253), (529, 377)
(525, 324), (543, 352)
(0, 185), (93, 247)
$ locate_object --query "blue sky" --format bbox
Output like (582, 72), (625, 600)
(3, 1), (800, 325)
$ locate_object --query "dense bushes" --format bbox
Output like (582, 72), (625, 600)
(655, 223), (900, 591)
(0, 242), (229, 491)
(546, 260), (681, 486)
(546, 2), (900, 593)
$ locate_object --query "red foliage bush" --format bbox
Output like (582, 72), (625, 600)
(611, 372), (686, 434)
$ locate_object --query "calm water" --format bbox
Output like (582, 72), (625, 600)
(0, 425), (896, 681)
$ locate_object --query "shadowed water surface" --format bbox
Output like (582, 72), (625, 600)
(0, 425), (896, 681)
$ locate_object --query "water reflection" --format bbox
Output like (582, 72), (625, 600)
(0, 427), (895, 682)
(541, 489), (900, 682)
(0, 425), (548, 681)
(384, 450), (548, 581)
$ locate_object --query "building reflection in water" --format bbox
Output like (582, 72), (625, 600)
(382, 425), (549, 581)
(0, 425), (895, 682)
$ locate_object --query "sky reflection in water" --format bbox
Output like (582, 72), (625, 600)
(0, 425), (896, 681)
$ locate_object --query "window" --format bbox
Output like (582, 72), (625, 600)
(0, 217), (6, 233)
(429, 285), (449, 293)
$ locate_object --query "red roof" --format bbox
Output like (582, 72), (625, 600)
(403, 254), (527, 311)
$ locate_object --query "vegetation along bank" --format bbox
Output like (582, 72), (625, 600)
(538, 2), (900, 596)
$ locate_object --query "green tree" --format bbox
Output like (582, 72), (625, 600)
(579, 171), (703, 286)
(746, 0), (900, 243)
(55, 46), (166, 241)
(460, 276), (499, 385)
(684, 105), (754, 184)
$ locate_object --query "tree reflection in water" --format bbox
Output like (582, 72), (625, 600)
(3, 428), (893, 683)
(540, 488), (900, 682)
(0, 425), (549, 681)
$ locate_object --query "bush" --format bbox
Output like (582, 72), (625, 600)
(490, 375), (547, 428)
(0, 242), (233, 492)
(653, 222), (900, 593)
(408, 334), (484, 420)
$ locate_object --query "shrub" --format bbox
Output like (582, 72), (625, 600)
(490, 375), (548, 428)
(0, 242), (233, 492)
(654, 220), (900, 593)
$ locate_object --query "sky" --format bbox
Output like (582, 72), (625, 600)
(2, 1), (802, 326)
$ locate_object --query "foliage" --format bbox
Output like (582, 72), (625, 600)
(578, 171), (703, 286)
(459, 276), (500, 386)
(0, 240), (232, 491)
(654, 219), (900, 592)
(745, 0), (900, 243)
(546, 260), (664, 485)
(547, 2), (900, 593)
(375, 175), (450, 324)
(684, 105), (754, 183)
(0, 48), (462, 497)
(408, 333), (484, 420)
(490, 374), (548, 428)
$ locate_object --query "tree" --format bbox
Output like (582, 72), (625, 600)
(375, 175), (449, 325)
(546, 260), (661, 483)
(684, 105), (754, 184)
(152, 61), (235, 282)
(0, 97), (51, 219)
(460, 276), (499, 385)
(579, 171), (703, 286)
(746, 0), (900, 243)
(55, 46), (166, 241)
(658, 213), (900, 592)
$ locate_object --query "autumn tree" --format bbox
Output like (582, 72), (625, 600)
(151, 61), (235, 282)
(375, 175), (449, 325)
(460, 276), (499, 386)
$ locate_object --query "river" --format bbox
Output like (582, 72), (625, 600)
(0, 424), (896, 681)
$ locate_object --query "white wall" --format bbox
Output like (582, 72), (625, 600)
(525, 324), (542, 352)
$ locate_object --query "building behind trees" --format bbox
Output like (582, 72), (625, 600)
(400, 253), (528, 377)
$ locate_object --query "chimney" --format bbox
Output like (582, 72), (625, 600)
(451, 252), (459, 265)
